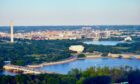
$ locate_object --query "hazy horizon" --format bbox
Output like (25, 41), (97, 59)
(0, 23), (140, 27)
(0, 0), (140, 26)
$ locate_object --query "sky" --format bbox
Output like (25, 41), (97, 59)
(0, 0), (140, 26)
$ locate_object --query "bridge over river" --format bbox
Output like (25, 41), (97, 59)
(3, 64), (55, 74)
(108, 53), (140, 59)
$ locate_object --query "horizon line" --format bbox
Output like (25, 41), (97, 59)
(0, 24), (140, 27)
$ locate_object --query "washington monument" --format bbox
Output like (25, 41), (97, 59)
(10, 22), (14, 43)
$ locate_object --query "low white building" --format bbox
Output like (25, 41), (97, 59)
(69, 45), (84, 53)
(124, 36), (132, 41)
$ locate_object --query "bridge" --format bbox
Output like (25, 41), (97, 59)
(108, 53), (140, 59)
(3, 64), (55, 74)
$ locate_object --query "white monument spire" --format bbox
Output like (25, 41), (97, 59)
(10, 21), (14, 43)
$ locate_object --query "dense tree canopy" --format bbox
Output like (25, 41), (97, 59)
(84, 42), (140, 54)
(0, 39), (140, 69)
(0, 66), (140, 84)
(0, 39), (82, 68)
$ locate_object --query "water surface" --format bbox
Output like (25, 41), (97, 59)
(39, 58), (140, 74)
(0, 71), (17, 76)
(83, 41), (124, 46)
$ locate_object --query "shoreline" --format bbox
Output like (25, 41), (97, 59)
(27, 54), (140, 69)
(2, 55), (140, 75)
(27, 55), (103, 68)
(27, 57), (77, 68)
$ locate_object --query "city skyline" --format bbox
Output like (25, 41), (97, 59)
(0, 0), (140, 26)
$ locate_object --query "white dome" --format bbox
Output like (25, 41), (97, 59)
(69, 45), (84, 53)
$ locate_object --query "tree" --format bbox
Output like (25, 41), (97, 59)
(68, 68), (82, 79)
(101, 53), (108, 57)
(0, 57), (4, 69)
(78, 54), (86, 58)
(128, 70), (140, 84)
(83, 76), (111, 84)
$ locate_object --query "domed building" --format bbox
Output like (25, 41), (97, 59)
(69, 45), (84, 53)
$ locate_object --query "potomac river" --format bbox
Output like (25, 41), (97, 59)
(2, 57), (140, 75)
(83, 40), (125, 46)
(38, 58), (140, 74)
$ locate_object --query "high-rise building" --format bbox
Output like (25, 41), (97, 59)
(10, 22), (14, 43)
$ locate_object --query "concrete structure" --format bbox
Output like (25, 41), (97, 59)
(27, 57), (77, 68)
(3, 64), (54, 74)
(108, 53), (140, 59)
(69, 45), (84, 53)
(10, 22), (14, 43)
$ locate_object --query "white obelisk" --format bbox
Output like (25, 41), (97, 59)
(10, 22), (14, 43)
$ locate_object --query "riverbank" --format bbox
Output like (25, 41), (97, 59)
(2, 55), (140, 75)
(27, 57), (77, 68)
(108, 53), (140, 59)
(27, 53), (140, 69)
(27, 55), (103, 68)
(78, 55), (102, 59)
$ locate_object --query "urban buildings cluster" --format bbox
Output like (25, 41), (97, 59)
(0, 26), (139, 41)
(0, 27), (111, 40)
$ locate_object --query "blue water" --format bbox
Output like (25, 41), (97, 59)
(83, 41), (124, 46)
(1, 58), (140, 75)
(39, 58), (140, 74)
(0, 71), (17, 76)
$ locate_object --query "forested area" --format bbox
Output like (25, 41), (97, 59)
(0, 39), (140, 69)
(0, 40), (81, 69)
(0, 66), (140, 84)
(0, 39), (140, 83)
(84, 42), (140, 54)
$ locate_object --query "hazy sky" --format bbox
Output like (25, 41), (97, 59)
(0, 0), (140, 26)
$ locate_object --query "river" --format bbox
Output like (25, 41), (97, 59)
(39, 58), (140, 74)
(1, 58), (140, 75)
(83, 40), (124, 46)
